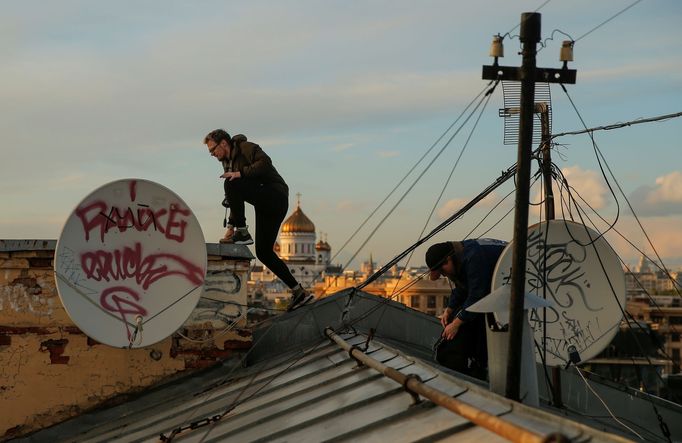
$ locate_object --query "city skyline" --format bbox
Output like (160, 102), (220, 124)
(2, 1), (681, 269)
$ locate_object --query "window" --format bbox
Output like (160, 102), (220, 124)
(673, 349), (680, 363)
(410, 296), (420, 308)
(670, 317), (682, 325)
(443, 296), (449, 307)
(672, 333), (680, 342)
(427, 296), (436, 309)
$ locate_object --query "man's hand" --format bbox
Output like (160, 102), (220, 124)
(439, 307), (452, 328)
(442, 317), (463, 340)
(220, 171), (242, 181)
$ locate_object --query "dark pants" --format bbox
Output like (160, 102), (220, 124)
(224, 179), (298, 289)
(435, 313), (487, 379)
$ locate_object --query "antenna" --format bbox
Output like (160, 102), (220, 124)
(54, 179), (207, 348)
(491, 220), (625, 367)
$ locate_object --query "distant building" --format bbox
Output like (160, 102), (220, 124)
(314, 266), (451, 318)
(247, 197), (451, 318)
(585, 321), (669, 396)
(625, 254), (682, 375)
(625, 255), (681, 297)
(248, 197), (336, 306)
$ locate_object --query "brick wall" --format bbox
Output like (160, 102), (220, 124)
(0, 240), (254, 439)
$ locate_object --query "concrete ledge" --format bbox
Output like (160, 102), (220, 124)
(0, 240), (57, 252)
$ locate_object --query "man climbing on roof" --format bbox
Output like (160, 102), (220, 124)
(425, 239), (507, 379)
(204, 129), (311, 311)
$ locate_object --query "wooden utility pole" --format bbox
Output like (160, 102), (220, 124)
(482, 12), (576, 402)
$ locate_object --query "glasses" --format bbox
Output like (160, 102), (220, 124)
(208, 143), (220, 155)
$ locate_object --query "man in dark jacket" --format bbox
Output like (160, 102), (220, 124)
(426, 239), (507, 378)
(204, 129), (310, 310)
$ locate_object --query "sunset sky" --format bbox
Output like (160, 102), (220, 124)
(2, 0), (681, 270)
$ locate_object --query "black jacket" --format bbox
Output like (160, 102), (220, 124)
(222, 134), (288, 195)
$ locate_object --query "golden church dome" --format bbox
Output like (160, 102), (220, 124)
(315, 240), (331, 251)
(281, 205), (315, 233)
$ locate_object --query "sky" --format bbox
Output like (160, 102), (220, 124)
(2, 0), (682, 271)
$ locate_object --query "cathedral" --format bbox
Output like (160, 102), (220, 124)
(249, 196), (333, 289)
(249, 196), (451, 316)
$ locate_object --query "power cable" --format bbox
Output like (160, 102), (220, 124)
(567, 187), (681, 296)
(338, 82), (498, 284)
(574, 0), (645, 42)
(551, 111), (682, 140)
(202, 81), (502, 433)
(556, 86), (622, 246)
(308, 81), (496, 296)
(380, 81), (499, 318)
(464, 187), (515, 239)
(358, 162), (517, 291)
(343, 164), (520, 329)
(160, 296), (325, 441)
(553, 170), (681, 404)
(317, 81), (499, 297)
(326, 81), (495, 269)
(169, 3), (665, 435)
(174, 309), (251, 344)
(556, 175), (681, 364)
(559, 86), (681, 295)
(571, 364), (645, 440)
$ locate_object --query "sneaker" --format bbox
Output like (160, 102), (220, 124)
(287, 287), (313, 312)
(231, 228), (253, 245)
(219, 226), (235, 243)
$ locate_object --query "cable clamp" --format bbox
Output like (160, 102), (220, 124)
(361, 328), (375, 352)
(190, 415), (222, 430)
(128, 315), (144, 349)
(402, 373), (424, 405)
(159, 415), (222, 441)
(347, 344), (365, 367)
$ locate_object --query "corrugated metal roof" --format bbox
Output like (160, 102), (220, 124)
(19, 290), (679, 442)
(23, 332), (630, 443)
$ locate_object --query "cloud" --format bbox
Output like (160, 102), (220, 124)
(605, 216), (682, 267)
(437, 192), (500, 219)
(630, 171), (682, 216)
(560, 166), (610, 210)
(336, 200), (366, 213)
(333, 143), (356, 153)
(377, 150), (399, 158)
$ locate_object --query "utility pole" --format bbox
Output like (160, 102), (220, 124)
(482, 12), (576, 402)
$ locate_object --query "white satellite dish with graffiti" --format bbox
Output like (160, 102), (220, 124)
(54, 179), (207, 348)
(491, 220), (625, 367)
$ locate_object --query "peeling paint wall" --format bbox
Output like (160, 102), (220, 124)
(0, 242), (253, 439)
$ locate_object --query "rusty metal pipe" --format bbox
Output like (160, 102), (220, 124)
(324, 327), (562, 443)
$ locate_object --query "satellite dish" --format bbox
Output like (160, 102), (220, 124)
(468, 284), (554, 313)
(54, 179), (207, 348)
(491, 220), (625, 366)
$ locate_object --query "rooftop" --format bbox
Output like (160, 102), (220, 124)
(19, 290), (682, 442)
